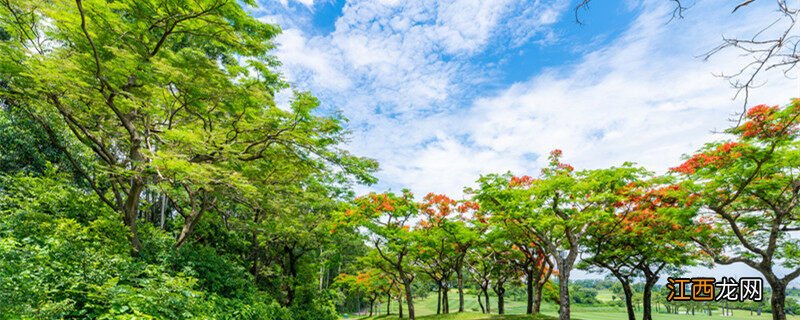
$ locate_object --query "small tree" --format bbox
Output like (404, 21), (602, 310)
(334, 269), (390, 316)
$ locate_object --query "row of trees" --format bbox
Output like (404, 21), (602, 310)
(0, 0), (379, 318)
(1, 0), (797, 319)
(335, 99), (800, 320)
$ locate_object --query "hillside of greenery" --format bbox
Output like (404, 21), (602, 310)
(1, 1), (799, 320)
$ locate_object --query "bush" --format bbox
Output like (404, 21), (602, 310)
(0, 172), (339, 319)
(0, 173), (214, 319)
(289, 297), (338, 320)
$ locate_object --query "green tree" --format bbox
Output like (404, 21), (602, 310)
(675, 100), (800, 320)
(490, 205), (554, 315)
(343, 190), (420, 319)
(415, 193), (480, 314)
(464, 213), (493, 314)
(484, 228), (520, 315)
(0, 0), (371, 255)
(580, 175), (697, 320)
(474, 150), (646, 320)
(334, 268), (390, 317)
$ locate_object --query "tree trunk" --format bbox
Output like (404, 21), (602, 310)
(457, 268), (465, 312)
(558, 271), (571, 320)
(609, 270), (635, 320)
(387, 293), (391, 315)
(477, 292), (485, 314)
(123, 179), (144, 255)
(526, 269), (534, 314)
(159, 193), (166, 229)
(484, 287), (491, 314)
(284, 247), (298, 306)
(437, 285), (441, 314)
(533, 282), (544, 313)
(642, 276), (657, 320)
(175, 208), (204, 248)
(442, 285), (449, 313)
(369, 300), (374, 316)
(249, 211), (262, 282)
(399, 293), (403, 319)
(403, 277), (415, 320)
(622, 282), (635, 320)
(318, 248), (325, 290)
(767, 279), (786, 320)
(250, 239), (260, 282)
(496, 285), (505, 315)
(533, 265), (550, 314)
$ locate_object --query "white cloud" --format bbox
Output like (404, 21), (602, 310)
(459, 0), (799, 179)
(265, 0), (800, 201)
(277, 0), (314, 8)
(444, 0), (799, 283)
(266, 0), (566, 198)
(274, 29), (352, 91)
(273, 0), (565, 110)
(263, 0), (800, 284)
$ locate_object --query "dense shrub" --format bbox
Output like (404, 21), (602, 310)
(0, 173), (329, 319)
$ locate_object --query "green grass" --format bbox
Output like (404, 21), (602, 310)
(342, 290), (799, 320)
(593, 290), (615, 303)
(346, 313), (555, 320)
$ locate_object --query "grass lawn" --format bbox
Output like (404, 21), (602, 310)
(342, 290), (799, 320)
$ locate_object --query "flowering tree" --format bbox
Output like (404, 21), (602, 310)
(415, 194), (458, 315)
(417, 193), (480, 313)
(334, 269), (391, 316)
(514, 236), (554, 314)
(475, 150), (649, 320)
(343, 190), (420, 319)
(674, 100), (800, 320)
(486, 202), (554, 315)
(415, 193), (472, 314)
(580, 176), (698, 320)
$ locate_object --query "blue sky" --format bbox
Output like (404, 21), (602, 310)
(251, 0), (800, 282)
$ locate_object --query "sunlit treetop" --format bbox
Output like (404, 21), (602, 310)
(732, 100), (800, 140)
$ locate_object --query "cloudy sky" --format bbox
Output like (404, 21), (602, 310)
(252, 0), (799, 281)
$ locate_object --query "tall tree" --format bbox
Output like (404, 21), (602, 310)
(675, 100), (800, 320)
(465, 212), (493, 314)
(490, 204), (554, 315)
(415, 200), (456, 315)
(0, 0), (371, 254)
(334, 268), (391, 317)
(510, 236), (553, 315)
